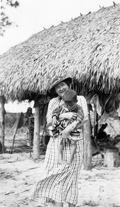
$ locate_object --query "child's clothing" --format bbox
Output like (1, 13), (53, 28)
(51, 102), (84, 164)
(52, 102), (84, 140)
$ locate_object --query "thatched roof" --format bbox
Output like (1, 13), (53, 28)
(0, 3), (120, 101)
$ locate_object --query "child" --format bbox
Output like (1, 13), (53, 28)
(51, 89), (85, 164)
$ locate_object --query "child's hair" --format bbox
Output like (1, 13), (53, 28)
(62, 89), (77, 103)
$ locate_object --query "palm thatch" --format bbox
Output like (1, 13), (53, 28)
(0, 3), (120, 101)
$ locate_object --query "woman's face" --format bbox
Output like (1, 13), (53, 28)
(55, 81), (69, 97)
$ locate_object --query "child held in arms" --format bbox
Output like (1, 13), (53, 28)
(50, 89), (86, 165)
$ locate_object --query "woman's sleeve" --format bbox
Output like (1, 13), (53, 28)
(77, 105), (84, 122)
(46, 98), (58, 126)
(77, 95), (89, 120)
(46, 99), (54, 126)
(52, 106), (61, 119)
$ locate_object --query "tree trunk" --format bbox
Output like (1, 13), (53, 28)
(33, 106), (40, 159)
(0, 96), (5, 153)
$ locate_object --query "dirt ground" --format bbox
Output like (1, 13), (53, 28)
(0, 128), (120, 207)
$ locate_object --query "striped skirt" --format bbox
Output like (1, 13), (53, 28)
(33, 133), (83, 207)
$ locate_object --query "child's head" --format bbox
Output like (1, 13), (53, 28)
(62, 89), (77, 110)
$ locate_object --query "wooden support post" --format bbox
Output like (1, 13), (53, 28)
(33, 106), (40, 159)
(83, 115), (92, 170)
(28, 117), (32, 157)
(80, 97), (92, 170)
(0, 96), (5, 153)
(93, 103), (98, 142)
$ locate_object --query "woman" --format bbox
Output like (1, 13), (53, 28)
(33, 76), (88, 207)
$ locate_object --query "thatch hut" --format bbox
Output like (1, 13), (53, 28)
(0, 3), (120, 100)
(0, 3), (120, 167)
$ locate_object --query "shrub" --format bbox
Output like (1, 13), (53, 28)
(5, 113), (18, 128)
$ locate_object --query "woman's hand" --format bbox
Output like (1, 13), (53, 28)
(61, 128), (70, 140)
(59, 112), (77, 121)
(52, 116), (59, 128)
(71, 113), (78, 120)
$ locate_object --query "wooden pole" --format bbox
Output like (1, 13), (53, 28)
(93, 103), (98, 141)
(77, 96), (92, 170)
(0, 96), (5, 153)
(28, 117), (32, 157)
(83, 114), (92, 170)
(83, 101), (92, 170)
(33, 105), (40, 159)
(78, 96), (92, 170)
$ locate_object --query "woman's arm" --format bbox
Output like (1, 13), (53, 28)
(77, 105), (84, 121)
(52, 106), (61, 119)
(61, 120), (80, 139)
(61, 118), (88, 139)
(46, 98), (57, 127)
(77, 95), (89, 119)
(59, 112), (77, 121)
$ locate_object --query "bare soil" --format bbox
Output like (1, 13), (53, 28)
(0, 128), (120, 207)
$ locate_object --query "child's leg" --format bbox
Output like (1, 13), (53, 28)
(58, 141), (64, 164)
(67, 141), (77, 164)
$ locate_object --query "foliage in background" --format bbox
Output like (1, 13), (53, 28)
(5, 112), (18, 127)
(0, 0), (19, 36)
(5, 112), (27, 129)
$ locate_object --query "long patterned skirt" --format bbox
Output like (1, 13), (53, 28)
(32, 133), (83, 207)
